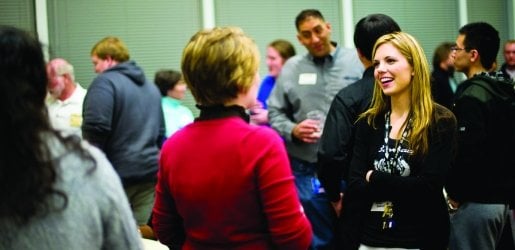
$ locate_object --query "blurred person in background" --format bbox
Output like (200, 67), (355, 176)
(250, 39), (296, 125)
(154, 69), (194, 138)
(46, 58), (87, 137)
(82, 36), (165, 232)
(431, 42), (458, 109)
(500, 39), (515, 81)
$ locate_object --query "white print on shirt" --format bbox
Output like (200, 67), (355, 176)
(374, 144), (413, 177)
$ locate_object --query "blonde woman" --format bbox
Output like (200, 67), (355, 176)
(339, 32), (457, 250)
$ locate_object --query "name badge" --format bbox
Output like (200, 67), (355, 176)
(298, 73), (317, 85)
(371, 201), (389, 212)
(69, 113), (83, 127)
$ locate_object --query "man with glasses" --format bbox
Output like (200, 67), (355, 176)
(446, 22), (515, 250)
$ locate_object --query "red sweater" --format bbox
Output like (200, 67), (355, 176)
(153, 116), (312, 249)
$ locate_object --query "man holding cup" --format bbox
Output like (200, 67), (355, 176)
(267, 9), (363, 250)
(306, 110), (325, 137)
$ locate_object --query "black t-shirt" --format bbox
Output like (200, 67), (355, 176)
(361, 138), (419, 248)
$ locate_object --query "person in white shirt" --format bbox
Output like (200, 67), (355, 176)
(46, 58), (86, 137)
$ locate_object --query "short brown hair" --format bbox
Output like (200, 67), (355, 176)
(90, 36), (130, 62)
(181, 27), (259, 106)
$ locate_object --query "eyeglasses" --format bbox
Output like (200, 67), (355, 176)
(450, 46), (467, 52)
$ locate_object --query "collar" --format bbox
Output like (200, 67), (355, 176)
(309, 41), (338, 65)
(195, 104), (249, 123)
(162, 96), (182, 106)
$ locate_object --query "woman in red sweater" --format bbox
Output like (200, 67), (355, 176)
(152, 26), (312, 250)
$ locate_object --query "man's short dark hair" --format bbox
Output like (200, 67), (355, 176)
(459, 22), (500, 70)
(353, 14), (401, 61)
(295, 9), (325, 31)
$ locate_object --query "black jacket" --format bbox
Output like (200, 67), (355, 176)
(318, 67), (375, 202)
(339, 104), (456, 250)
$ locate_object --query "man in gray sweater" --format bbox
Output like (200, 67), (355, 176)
(267, 9), (363, 249)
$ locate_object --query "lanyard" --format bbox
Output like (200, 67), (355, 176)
(379, 111), (412, 230)
(383, 111), (412, 174)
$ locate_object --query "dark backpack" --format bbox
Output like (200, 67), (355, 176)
(470, 75), (515, 134)
(470, 75), (515, 206)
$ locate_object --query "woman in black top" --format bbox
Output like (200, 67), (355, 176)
(338, 32), (457, 250)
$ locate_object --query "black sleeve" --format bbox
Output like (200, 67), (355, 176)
(318, 93), (355, 201)
(347, 118), (375, 198)
(337, 118), (375, 250)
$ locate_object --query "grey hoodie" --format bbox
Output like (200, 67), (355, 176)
(82, 61), (165, 185)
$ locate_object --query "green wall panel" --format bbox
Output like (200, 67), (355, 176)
(0, 0), (35, 34)
(47, 0), (202, 116)
(215, 0), (344, 78)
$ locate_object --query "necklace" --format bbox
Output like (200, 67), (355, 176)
(379, 111), (412, 230)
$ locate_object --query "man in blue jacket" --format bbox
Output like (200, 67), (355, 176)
(82, 36), (165, 232)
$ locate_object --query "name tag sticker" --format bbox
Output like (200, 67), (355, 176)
(69, 113), (83, 127)
(298, 73), (317, 85)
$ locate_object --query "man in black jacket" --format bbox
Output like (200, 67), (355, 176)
(446, 22), (515, 250)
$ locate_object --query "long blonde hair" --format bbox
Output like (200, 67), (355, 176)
(360, 32), (433, 157)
